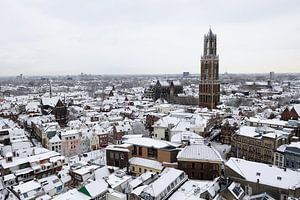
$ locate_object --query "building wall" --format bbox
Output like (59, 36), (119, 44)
(220, 123), (237, 144)
(153, 127), (166, 140)
(178, 160), (221, 180)
(285, 148), (300, 169)
(281, 107), (299, 121)
(273, 152), (285, 168)
(49, 142), (61, 153)
(106, 150), (129, 169)
(98, 134), (108, 147)
(61, 135), (80, 157)
(131, 146), (178, 164)
(130, 164), (161, 176)
(231, 134), (287, 164)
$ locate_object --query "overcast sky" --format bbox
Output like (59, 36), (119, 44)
(0, 0), (300, 76)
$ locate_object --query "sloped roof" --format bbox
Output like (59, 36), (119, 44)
(41, 97), (60, 107)
(226, 158), (300, 190)
(78, 179), (108, 198)
(177, 144), (223, 163)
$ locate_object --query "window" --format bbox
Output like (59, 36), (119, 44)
(139, 147), (142, 156)
(201, 163), (204, 169)
(148, 147), (157, 158)
(144, 169), (147, 173)
(200, 172), (204, 179)
(132, 166), (135, 172)
(57, 185), (62, 192)
(232, 186), (242, 197)
(110, 153), (114, 159)
(139, 168), (141, 173)
(167, 186), (171, 192)
(120, 154), (124, 160)
(133, 146), (137, 155)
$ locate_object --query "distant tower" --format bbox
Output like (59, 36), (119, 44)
(270, 72), (275, 81)
(49, 79), (52, 98)
(199, 28), (220, 109)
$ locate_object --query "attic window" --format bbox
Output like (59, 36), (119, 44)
(232, 186), (242, 196)
(277, 176), (282, 180)
(256, 172), (261, 176)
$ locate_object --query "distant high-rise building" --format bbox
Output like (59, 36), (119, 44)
(199, 28), (220, 109)
(183, 72), (190, 77)
(270, 71), (275, 80)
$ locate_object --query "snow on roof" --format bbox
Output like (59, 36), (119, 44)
(52, 189), (90, 200)
(276, 144), (287, 153)
(129, 172), (155, 189)
(142, 168), (186, 197)
(154, 116), (181, 128)
(124, 137), (176, 149)
(122, 134), (143, 140)
(72, 165), (100, 175)
(25, 101), (40, 112)
(61, 129), (80, 136)
(36, 194), (52, 200)
(171, 131), (203, 144)
(132, 185), (148, 196)
(3, 173), (16, 181)
(0, 149), (59, 169)
(106, 145), (130, 152)
(49, 134), (61, 143)
(95, 166), (110, 180)
(173, 80), (181, 86)
(49, 155), (65, 163)
(57, 169), (72, 184)
(237, 125), (287, 139)
(13, 180), (41, 194)
(288, 141), (300, 149)
(244, 192), (276, 200)
(246, 117), (288, 126)
(129, 157), (163, 170)
(41, 97), (60, 107)
(106, 171), (132, 189)
(80, 179), (108, 197)
(292, 104), (300, 115)
(177, 144), (223, 163)
(38, 175), (62, 192)
(160, 80), (170, 87)
(226, 158), (300, 190)
(169, 180), (212, 200)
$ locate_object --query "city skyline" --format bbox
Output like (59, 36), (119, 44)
(1, 0), (300, 76)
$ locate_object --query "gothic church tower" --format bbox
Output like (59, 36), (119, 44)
(199, 28), (220, 109)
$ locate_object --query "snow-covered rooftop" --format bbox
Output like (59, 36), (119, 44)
(226, 158), (300, 190)
(177, 144), (223, 163)
(124, 137), (177, 149)
(129, 157), (163, 170)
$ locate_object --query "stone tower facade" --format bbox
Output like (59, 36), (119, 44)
(199, 28), (220, 109)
